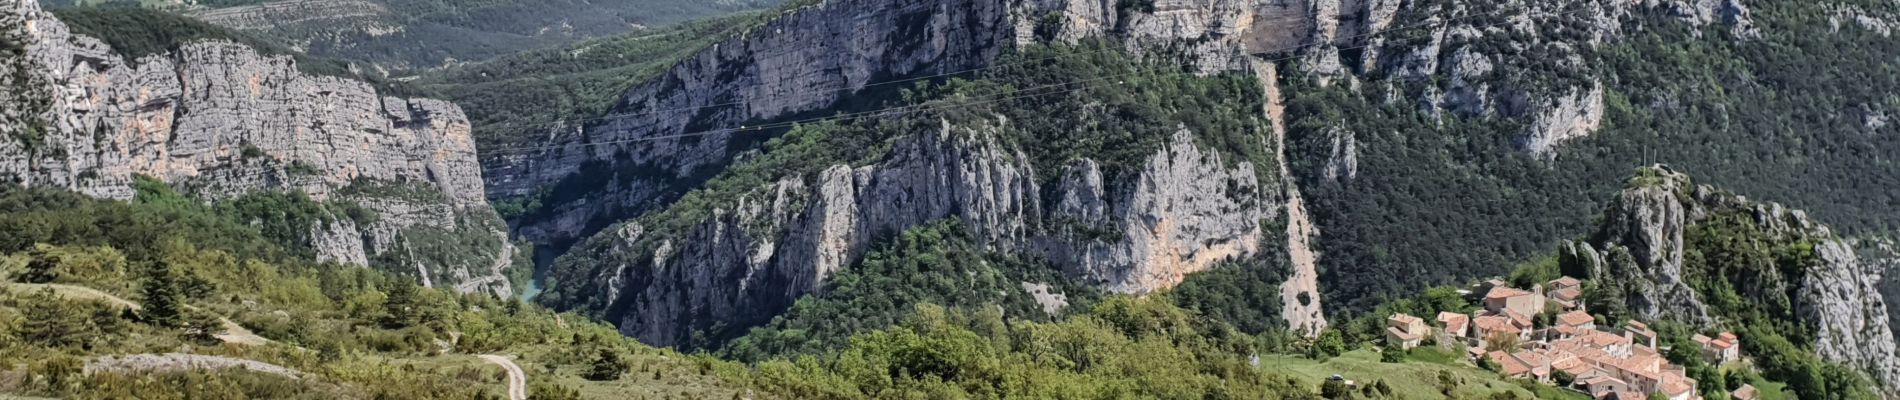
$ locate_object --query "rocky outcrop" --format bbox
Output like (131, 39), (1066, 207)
(556, 119), (1279, 346)
(489, 0), (1329, 252)
(1807, 239), (1900, 390)
(1574, 165), (1900, 390)
(1585, 167), (1712, 324)
(1519, 82), (1605, 156)
(1829, 4), (1898, 37)
(1320, 126), (1357, 181)
(0, 0), (512, 296)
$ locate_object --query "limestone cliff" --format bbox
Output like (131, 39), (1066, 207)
(0, 0), (514, 296)
(1566, 166), (1900, 390)
(552, 120), (1279, 346)
(487, 0), (1311, 250)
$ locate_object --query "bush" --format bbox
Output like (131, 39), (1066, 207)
(583, 348), (629, 381)
(1381, 345), (1405, 363)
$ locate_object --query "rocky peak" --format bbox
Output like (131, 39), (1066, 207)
(1, 0), (514, 296)
(1572, 165), (1900, 391)
(1586, 165), (1712, 324)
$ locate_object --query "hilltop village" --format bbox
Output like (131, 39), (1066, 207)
(1388, 277), (1756, 400)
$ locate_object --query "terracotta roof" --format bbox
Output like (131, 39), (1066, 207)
(1557, 310), (1594, 327)
(1625, 320), (1652, 332)
(1489, 351), (1535, 376)
(1579, 330), (1632, 348)
(1660, 374), (1696, 396)
(1502, 309), (1533, 328)
(1732, 383), (1759, 400)
(1580, 374), (1627, 388)
(1389, 313), (1424, 326)
(1548, 276), (1582, 288)
(1551, 356), (1595, 376)
(1553, 325), (1583, 337)
(1718, 332), (1738, 342)
(1551, 286), (1583, 301)
(1486, 286), (1533, 300)
(1473, 315), (1520, 336)
(1388, 326), (1422, 341)
(1612, 390), (1647, 400)
(1692, 334), (1712, 344)
(1436, 310), (1466, 329)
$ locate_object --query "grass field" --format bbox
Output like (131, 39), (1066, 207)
(1258, 348), (1591, 400)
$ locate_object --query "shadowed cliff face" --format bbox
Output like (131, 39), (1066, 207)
(0, 0), (515, 296)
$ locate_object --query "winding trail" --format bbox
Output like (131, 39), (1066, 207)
(479, 354), (527, 400)
(453, 229), (517, 295)
(8, 283), (272, 345)
(1252, 60), (1329, 337)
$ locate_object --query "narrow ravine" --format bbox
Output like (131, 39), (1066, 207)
(1253, 60), (1329, 337)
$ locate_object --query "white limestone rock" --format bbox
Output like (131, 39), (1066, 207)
(0, 0), (512, 295)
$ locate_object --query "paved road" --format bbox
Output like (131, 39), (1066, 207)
(479, 354), (527, 400)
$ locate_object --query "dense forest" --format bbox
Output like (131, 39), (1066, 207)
(415, 11), (773, 151)
(39, 0), (784, 75)
(1284, 0), (1900, 314)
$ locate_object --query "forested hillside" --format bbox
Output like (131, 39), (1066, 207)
(1286, 0), (1900, 313)
(414, 11), (773, 152)
(0, 182), (755, 399)
(37, 0), (782, 73)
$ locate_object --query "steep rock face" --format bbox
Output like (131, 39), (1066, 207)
(1518, 82), (1605, 155)
(1575, 166), (1900, 390)
(0, 0), (513, 295)
(1034, 127), (1270, 293)
(490, 0), (1310, 250)
(1807, 239), (1900, 389)
(1586, 168), (1712, 324)
(559, 120), (1278, 346)
(1364, 0), (1771, 156)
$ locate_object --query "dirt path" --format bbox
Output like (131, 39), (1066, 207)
(8, 283), (272, 345)
(1252, 60), (1329, 337)
(479, 354), (527, 400)
(453, 229), (516, 295)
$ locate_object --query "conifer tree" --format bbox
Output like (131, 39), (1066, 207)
(141, 261), (184, 328)
(19, 289), (86, 347)
(382, 277), (420, 329)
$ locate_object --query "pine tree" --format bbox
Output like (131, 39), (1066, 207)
(181, 310), (223, 345)
(20, 246), (59, 283)
(141, 261), (184, 328)
(382, 277), (420, 329)
(19, 289), (86, 347)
